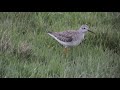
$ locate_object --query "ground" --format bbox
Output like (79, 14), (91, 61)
(0, 12), (120, 78)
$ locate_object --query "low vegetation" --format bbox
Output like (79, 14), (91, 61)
(0, 12), (120, 78)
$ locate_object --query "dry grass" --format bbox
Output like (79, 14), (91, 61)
(17, 41), (32, 58)
(0, 31), (13, 53)
(0, 12), (120, 78)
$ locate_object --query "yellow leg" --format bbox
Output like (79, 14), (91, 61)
(63, 47), (69, 57)
(64, 48), (67, 54)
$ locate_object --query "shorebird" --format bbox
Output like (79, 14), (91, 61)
(48, 25), (95, 54)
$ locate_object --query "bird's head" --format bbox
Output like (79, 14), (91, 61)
(79, 25), (95, 34)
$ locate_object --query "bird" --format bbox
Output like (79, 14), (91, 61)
(47, 25), (95, 55)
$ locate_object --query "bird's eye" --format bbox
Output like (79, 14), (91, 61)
(83, 27), (86, 29)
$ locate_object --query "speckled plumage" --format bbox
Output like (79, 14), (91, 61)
(48, 30), (79, 42)
(48, 25), (94, 48)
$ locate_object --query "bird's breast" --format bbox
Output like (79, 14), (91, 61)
(72, 34), (85, 46)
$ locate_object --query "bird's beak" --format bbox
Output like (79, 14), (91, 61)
(88, 30), (95, 34)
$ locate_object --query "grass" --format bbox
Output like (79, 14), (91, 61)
(0, 12), (120, 78)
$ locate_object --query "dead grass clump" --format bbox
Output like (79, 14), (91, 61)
(18, 41), (32, 58)
(0, 32), (13, 53)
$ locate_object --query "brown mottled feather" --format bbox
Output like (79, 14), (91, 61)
(50, 30), (79, 42)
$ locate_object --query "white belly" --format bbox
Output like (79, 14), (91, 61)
(48, 33), (84, 47)
(62, 39), (83, 47)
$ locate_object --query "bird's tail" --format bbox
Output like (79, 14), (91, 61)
(47, 31), (52, 34)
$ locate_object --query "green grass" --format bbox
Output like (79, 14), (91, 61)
(0, 12), (120, 78)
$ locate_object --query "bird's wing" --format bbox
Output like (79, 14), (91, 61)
(60, 30), (78, 37)
(51, 30), (77, 42)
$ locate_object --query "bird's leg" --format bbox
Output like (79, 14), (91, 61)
(63, 47), (68, 57)
(64, 48), (67, 54)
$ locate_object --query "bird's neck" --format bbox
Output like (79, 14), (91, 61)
(78, 29), (85, 34)
(77, 30), (85, 39)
